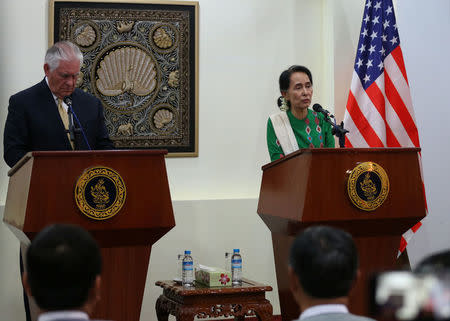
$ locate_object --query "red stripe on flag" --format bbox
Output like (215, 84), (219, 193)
(366, 82), (386, 118)
(366, 83), (401, 147)
(411, 222), (422, 233)
(391, 46), (409, 85)
(385, 124), (401, 147)
(384, 72), (420, 147)
(399, 236), (407, 253)
(345, 137), (353, 148)
(346, 91), (384, 147)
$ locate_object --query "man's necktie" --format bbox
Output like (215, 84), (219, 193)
(57, 98), (74, 150)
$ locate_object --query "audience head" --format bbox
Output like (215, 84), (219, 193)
(289, 225), (359, 302)
(24, 224), (102, 313)
(414, 249), (450, 274)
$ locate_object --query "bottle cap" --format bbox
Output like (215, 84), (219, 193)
(185, 250), (191, 254)
(233, 249), (240, 253)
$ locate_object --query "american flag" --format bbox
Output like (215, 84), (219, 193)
(343, 0), (425, 254)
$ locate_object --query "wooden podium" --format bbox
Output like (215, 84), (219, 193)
(3, 150), (175, 321)
(257, 148), (426, 321)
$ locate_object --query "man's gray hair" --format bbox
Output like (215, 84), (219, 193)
(44, 41), (83, 71)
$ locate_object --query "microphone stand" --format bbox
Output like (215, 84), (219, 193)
(321, 113), (349, 148)
(66, 105), (81, 150)
(64, 96), (91, 150)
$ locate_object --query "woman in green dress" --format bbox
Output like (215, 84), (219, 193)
(267, 65), (335, 162)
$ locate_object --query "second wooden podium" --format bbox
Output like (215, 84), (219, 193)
(3, 150), (175, 321)
(258, 148), (426, 321)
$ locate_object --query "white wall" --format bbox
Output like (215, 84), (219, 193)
(165, 0), (294, 200)
(1, 0), (450, 320)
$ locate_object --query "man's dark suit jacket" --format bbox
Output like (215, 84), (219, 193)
(3, 78), (114, 167)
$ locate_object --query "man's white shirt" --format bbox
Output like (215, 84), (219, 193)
(297, 304), (349, 321)
(38, 310), (89, 321)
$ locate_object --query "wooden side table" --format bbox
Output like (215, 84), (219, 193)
(155, 279), (273, 321)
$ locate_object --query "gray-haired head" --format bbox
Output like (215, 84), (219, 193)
(44, 41), (83, 72)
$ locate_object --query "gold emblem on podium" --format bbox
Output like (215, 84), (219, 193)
(75, 166), (126, 220)
(347, 162), (389, 211)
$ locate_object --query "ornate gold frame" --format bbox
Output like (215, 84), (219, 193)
(49, 0), (199, 157)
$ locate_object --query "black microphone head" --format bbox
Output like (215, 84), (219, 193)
(312, 103), (322, 112)
(63, 96), (72, 106)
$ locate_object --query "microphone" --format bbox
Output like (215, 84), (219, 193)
(312, 103), (349, 147)
(63, 95), (72, 106)
(63, 96), (92, 150)
(312, 103), (333, 118)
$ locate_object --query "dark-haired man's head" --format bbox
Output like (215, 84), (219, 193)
(288, 225), (359, 310)
(414, 249), (450, 274)
(23, 224), (102, 314)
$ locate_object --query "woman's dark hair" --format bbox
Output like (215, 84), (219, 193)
(277, 65), (313, 108)
(279, 65), (313, 93)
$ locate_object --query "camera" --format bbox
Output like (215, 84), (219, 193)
(370, 271), (450, 321)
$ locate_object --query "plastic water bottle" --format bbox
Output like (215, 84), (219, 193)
(182, 250), (194, 287)
(231, 249), (242, 285)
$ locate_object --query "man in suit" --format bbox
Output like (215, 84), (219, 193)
(288, 226), (375, 321)
(3, 40), (113, 168)
(22, 224), (105, 321)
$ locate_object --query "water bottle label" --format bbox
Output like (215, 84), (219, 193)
(231, 258), (242, 269)
(182, 261), (193, 270)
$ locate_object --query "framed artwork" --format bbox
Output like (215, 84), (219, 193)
(49, 0), (199, 156)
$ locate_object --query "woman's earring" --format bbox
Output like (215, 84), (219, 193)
(280, 97), (289, 111)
